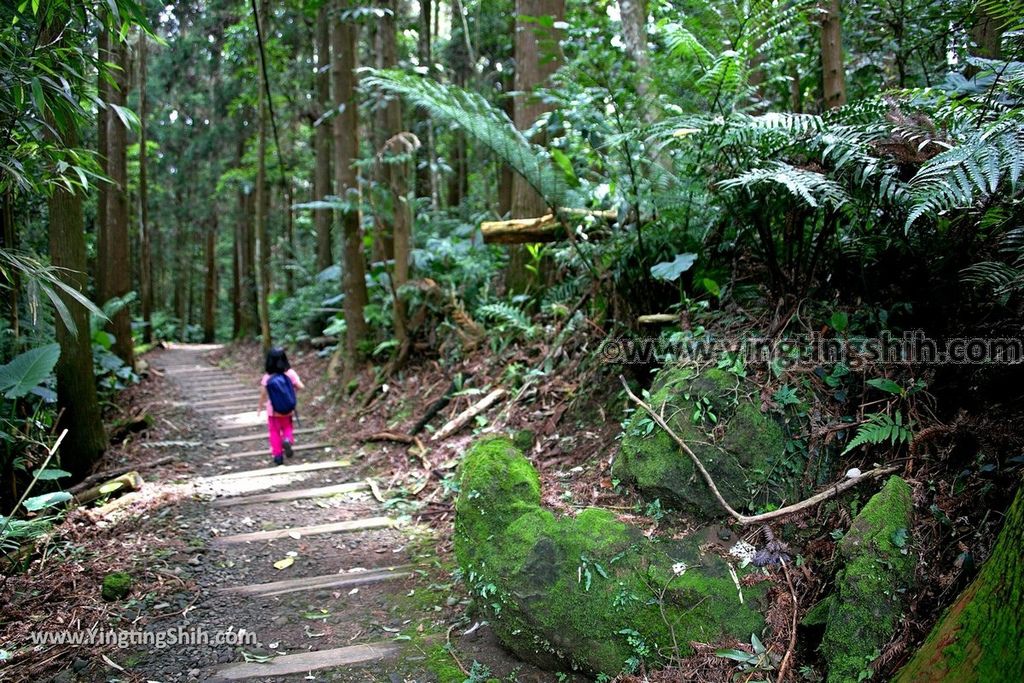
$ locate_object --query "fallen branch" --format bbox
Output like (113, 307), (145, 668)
(480, 209), (616, 244)
(776, 560), (799, 683)
(362, 431), (428, 466)
(620, 376), (899, 525)
(72, 471), (144, 507)
(431, 388), (507, 442)
(69, 456), (173, 495)
(636, 313), (678, 325)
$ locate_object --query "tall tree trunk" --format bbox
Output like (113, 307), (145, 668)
(507, 0), (565, 293)
(895, 482), (1024, 682)
(618, 0), (649, 98)
(44, 22), (106, 477)
(102, 36), (135, 366)
(379, 0), (412, 363)
(971, 5), (1004, 61)
(137, 31), (152, 344)
(232, 203), (241, 338)
(96, 26), (109, 301)
(332, 0), (369, 379)
(1, 192), (18, 341)
(314, 2), (333, 273)
(254, 0), (273, 351)
(372, 20), (395, 264)
(415, 0), (438, 209)
(819, 0), (846, 109)
(203, 216), (217, 343)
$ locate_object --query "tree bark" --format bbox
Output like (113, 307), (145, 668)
(203, 216), (217, 343)
(137, 31), (152, 344)
(44, 45), (106, 478)
(101, 35), (135, 366)
(379, 0), (411, 359)
(254, 0), (272, 351)
(96, 26), (109, 301)
(332, 0), (369, 378)
(896, 482), (1024, 682)
(971, 4), (1004, 61)
(314, 2), (333, 273)
(618, 0), (649, 95)
(1, 192), (18, 341)
(819, 0), (846, 109)
(415, 0), (438, 208)
(507, 0), (564, 293)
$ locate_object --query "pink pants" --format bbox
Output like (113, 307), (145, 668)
(267, 414), (294, 457)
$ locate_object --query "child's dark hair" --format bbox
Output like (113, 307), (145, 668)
(265, 347), (290, 374)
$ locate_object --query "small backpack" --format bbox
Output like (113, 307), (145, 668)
(266, 373), (297, 414)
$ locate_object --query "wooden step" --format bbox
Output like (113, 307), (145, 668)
(210, 481), (369, 507)
(218, 442), (332, 460)
(213, 427), (322, 445)
(206, 641), (402, 682)
(196, 394), (257, 406)
(210, 516), (395, 546)
(196, 402), (254, 414)
(202, 460), (349, 482)
(213, 565), (411, 597)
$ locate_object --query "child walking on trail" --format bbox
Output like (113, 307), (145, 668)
(257, 347), (305, 466)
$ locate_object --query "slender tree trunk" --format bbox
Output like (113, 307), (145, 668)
(254, 0), (272, 351)
(618, 0), (649, 98)
(101, 36), (135, 365)
(137, 31), (152, 344)
(1, 192), (18, 341)
(314, 3), (333, 273)
(819, 0), (846, 109)
(971, 5), (1004, 62)
(203, 216), (217, 343)
(44, 20), (106, 477)
(896, 482), (1024, 682)
(507, 0), (565, 293)
(232, 204), (241, 338)
(332, 0), (369, 379)
(415, 0), (438, 208)
(96, 26), (109, 301)
(378, 0), (411, 361)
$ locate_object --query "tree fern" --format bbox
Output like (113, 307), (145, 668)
(363, 69), (571, 210)
(719, 162), (850, 209)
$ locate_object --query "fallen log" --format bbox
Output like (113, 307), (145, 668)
(72, 471), (144, 507)
(431, 389), (506, 442)
(637, 313), (678, 325)
(69, 455), (173, 495)
(480, 209), (616, 244)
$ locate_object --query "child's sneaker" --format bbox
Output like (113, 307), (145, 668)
(283, 441), (293, 459)
(273, 454), (284, 466)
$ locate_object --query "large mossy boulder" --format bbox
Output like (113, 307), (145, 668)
(613, 366), (789, 520)
(821, 476), (915, 682)
(455, 436), (766, 676)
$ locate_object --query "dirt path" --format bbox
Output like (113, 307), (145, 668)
(113, 345), (459, 682)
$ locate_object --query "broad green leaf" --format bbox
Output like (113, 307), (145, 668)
(866, 378), (903, 395)
(650, 253), (697, 282)
(23, 491), (72, 512)
(0, 344), (60, 399)
(35, 468), (72, 481)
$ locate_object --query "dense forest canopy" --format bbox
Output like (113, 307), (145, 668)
(1, 0), (1024, 681)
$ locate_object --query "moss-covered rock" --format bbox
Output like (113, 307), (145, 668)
(821, 476), (915, 682)
(101, 571), (132, 601)
(613, 366), (790, 521)
(455, 436), (766, 676)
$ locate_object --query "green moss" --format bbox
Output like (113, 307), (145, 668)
(101, 572), (132, 601)
(613, 366), (790, 520)
(455, 436), (765, 676)
(821, 477), (915, 682)
(424, 645), (466, 683)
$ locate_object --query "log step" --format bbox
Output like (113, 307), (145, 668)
(206, 641), (402, 682)
(214, 427), (322, 445)
(213, 565), (411, 597)
(202, 460), (349, 482)
(218, 442), (332, 460)
(210, 516), (395, 546)
(210, 481), (368, 508)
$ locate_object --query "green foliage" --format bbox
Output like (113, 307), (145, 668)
(0, 343), (59, 399)
(843, 412), (914, 455)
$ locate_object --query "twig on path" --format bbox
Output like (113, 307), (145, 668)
(431, 389), (506, 442)
(619, 376), (899, 525)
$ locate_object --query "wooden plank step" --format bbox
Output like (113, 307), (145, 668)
(210, 481), (368, 507)
(214, 427), (322, 445)
(213, 565), (411, 597)
(206, 641), (402, 682)
(210, 516), (394, 546)
(196, 402), (254, 414)
(218, 442), (331, 460)
(196, 393), (255, 403)
(203, 460), (348, 481)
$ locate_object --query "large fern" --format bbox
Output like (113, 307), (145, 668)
(362, 69), (571, 210)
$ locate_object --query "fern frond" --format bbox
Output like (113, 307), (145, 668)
(476, 302), (537, 339)
(842, 412), (913, 454)
(363, 69), (570, 209)
(719, 162), (850, 209)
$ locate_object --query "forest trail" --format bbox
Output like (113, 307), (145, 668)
(131, 345), (446, 683)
